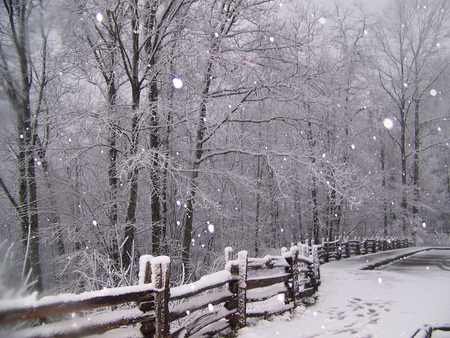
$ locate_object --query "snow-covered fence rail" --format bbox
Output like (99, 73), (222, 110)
(167, 244), (321, 337)
(317, 236), (413, 263)
(0, 257), (169, 337)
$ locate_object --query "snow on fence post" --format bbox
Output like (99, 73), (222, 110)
(237, 250), (248, 328)
(312, 245), (320, 290)
(139, 255), (154, 285)
(225, 246), (234, 263)
(148, 256), (171, 338)
(290, 246), (300, 307)
(300, 243), (308, 257)
(138, 255), (155, 336)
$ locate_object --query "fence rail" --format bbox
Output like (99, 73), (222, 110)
(318, 236), (413, 263)
(0, 236), (412, 337)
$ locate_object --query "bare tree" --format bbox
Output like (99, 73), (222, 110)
(0, 0), (57, 293)
(374, 0), (449, 233)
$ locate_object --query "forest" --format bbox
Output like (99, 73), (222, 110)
(0, 0), (449, 297)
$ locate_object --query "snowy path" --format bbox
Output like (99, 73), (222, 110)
(239, 248), (450, 338)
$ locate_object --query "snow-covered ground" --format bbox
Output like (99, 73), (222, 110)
(239, 248), (450, 338)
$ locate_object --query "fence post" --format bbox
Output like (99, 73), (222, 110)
(225, 246), (234, 263)
(312, 245), (320, 290)
(138, 255), (154, 337)
(290, 246), (300, 307)
(152, 256), (171, 338)
(237, 250), (248, 328)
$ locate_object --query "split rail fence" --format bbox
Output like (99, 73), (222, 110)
(0, 236), (412, 337)
(317, 236), (413, 263)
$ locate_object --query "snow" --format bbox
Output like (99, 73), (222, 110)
(0, 283), (159, 312)
(224, 247), (233, 255)
(138, 255), (153, 285)
(14, 308), (147, 338)
(0, 292), (37, 311)
(247, 284), (288, 303)
(151, 256), (170, 266)
(224, 247), (234, 261)
(95, 13), (103, 23)
(170, 270), (232, 299)
(172, 77), (183, 89)
(207, 223), (215, 233)
(383, 118), (394, 129)
(239, 248), (450, 338)
(246, 255), (290, 269)
(170, 290), (233, 316)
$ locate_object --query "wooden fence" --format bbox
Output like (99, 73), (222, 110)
(0, 236), (411, 337)
(317, 236), (413, 263)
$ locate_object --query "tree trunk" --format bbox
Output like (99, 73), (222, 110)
(144, 0), (162, 256)
(106, 78), (120, 264)
(122, 0), (142, 271)
(122, 109), (140, 271)
(1, 0), (44, 293)
(381, 143), (388, 236)
(149, 75), (162, 256)
(306, 121), (320, 244)
(182, 59), (213, 280)
(400, 99), (408, 233)
(254, 155), (262, 257)
(412, 99), (420, 221)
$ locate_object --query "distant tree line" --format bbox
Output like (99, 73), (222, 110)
(0, 0), (449, 295)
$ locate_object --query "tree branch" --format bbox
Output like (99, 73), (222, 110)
(0, 173), (20, 214)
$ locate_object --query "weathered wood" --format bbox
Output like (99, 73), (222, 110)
(291, 247), (300, 307)
(349, 239), (361, 255)
(247, 303), (295, 318)
(184, 307), (237, 336)
(195, 318), (231, 337)
(246, 284), (289, 303)
(0, 286), (156, 325)
(12, 308), (155, 338)
(246, 273), (291, 290)
(138, 300), (155, 312)
(312, 245), (320, 284)
(225, 246), (234, 262)
(169, 290), (234, 321)
(237, 250), (248, 328)
(296, 287), (316, 300)
(150, 257), (170, 338)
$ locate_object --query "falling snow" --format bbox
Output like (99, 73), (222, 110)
(172, 77), (183, 89)
(383, 118), (394, 129)
(95, 13), (103, 22)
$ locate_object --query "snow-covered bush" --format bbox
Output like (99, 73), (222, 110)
(0, 241), (29, 300)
